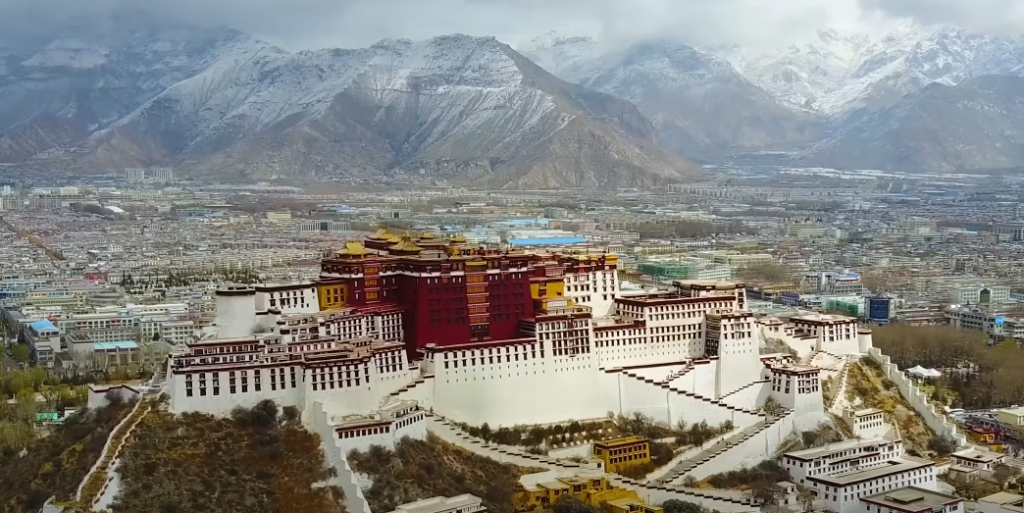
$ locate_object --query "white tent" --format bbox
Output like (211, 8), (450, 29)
(907, 366), (941, 378)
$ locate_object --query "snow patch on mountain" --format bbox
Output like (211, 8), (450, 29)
(103, 33), (553, 152)
(22, 39), (110, 69)
(720, 23), (1024, 117)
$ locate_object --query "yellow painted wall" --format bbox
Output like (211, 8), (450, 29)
(514, 477), (639, 511)
(317, 283), (348, 310)
(592, 438), (651, 474)
(530, 281), (565, 300)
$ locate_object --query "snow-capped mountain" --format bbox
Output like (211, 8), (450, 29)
(522, 34), (822, 160)
(0, 24), (698, 188)
(0, 25), (266, 162)
(805, 75), (1024, 172)
(725, 24), (1024, 118)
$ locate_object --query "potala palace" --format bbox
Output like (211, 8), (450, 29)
(162, 230), (916, 513)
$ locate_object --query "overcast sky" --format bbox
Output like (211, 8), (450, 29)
(2, 0), (1023, 51)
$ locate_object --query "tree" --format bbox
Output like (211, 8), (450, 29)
(738, 262), (792, 285)
(994, 463), (1021, 490)
(11, 344), (29, 363)
(760, 396), (786, 418)
(750, 479), (783, 506)
(927, 435), (958, 457)
(662, 499), (705, 513)
(797, 485), (816, 512)
(553, 497), (601, 513)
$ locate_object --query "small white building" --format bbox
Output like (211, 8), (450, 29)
(783, 437), (905, 490)
(386, 495), (485, 513)
(331, 399), (427, 454)
(768, 363), (824, 415)
(949, 448), (1006, 480)
(843, 408), (888, 439)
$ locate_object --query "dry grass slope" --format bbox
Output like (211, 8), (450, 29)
(349, 433), (537, 513)
(0, 403), (130, 513)
(110, 403), (345, 513)
(846, 360), (935, 455)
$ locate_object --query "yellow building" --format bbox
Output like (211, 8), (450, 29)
(592, 436), (651, 474)
(606, 498), (664, 513)
(515, 474), (656, 512)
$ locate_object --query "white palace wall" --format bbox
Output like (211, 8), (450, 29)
(430, 344), (605, 426)
(720, 380), (770, 412)
(670, 360), (717, 397)
(686, 412), (796, 480)
(866, 348), (968, 448)
(608, 371), (763, 428)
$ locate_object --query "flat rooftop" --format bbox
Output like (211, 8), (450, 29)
(979, 491), (1024, 512)
(785, 437), (896, 461)
(854, 408), (884, 417)
(387, 495), (483, 513)
(809, 457), (933, 487)
(954, 448), (1004, 464)
(860, 487), (960, 513)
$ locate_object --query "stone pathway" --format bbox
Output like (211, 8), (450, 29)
(425, 413), (760, 512)
(652, 421), (769, 485)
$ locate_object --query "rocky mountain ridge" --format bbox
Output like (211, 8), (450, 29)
(521, 35), (823, 161)
(723, 24), (1024, 118)
(0, 28), (699, 189)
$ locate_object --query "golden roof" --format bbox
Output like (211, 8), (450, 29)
(390, 236), (423, 252)
(338, 241), (371, 256)
(419, 232), (436, 239)
(450, 233), (467, 243)
(386, 234), (401, 243)
(369, 228), (391, 240)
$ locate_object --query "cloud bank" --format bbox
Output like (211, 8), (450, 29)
(0, 0), (1021, 51)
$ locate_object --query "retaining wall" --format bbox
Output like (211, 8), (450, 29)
(685, 412), (796, 480)
(865, 349), (968, 448)
(311, 402), (374, 513)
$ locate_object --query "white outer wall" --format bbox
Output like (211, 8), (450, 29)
(858, 333), (874, 353)
(431, 351), (605, 426)
(671, 362), (717, 397)
(686, 412), (796, 480)
(609, 371), (763, 428)
(716, 337), (763, 398)
(865, 349), (968, 448)
(88, 386), (141, 410)
(721, 381), (770, 411)
(215, 292), (257, 338)
(311, 402), (373, 513)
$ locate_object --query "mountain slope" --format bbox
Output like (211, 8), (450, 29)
(804, 75), (1024, 172)
(80, 34), (698, 188)
(0, 26), (257, 163)
(522, 36), (822, 160)
(727, 25), (1024, 118)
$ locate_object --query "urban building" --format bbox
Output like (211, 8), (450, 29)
(949, 448), (1006, 481)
